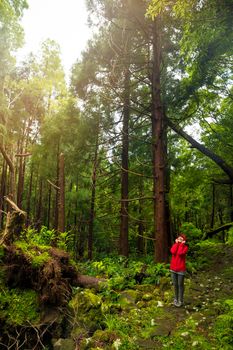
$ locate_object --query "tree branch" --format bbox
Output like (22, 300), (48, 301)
(167, 118), (233, 182)
(47, 180), (60, 190)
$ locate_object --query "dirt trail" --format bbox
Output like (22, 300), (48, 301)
(137, 244), (233, 349)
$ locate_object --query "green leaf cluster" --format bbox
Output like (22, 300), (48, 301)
(214, 299), (233, 348)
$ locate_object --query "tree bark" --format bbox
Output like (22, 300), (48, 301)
(210, 183), (215, 229)
(58, 153), (65, 233)
(36, 178), (43, 230)
(152, 18), (169, 263)
(26, 165), (33, 226)
(119, 65), (130, 257)
(54, 141), (60, 230)
(0, 159), (7, 229)
(0, 143), (16, 201)
(137, 178), (145, 255)
(47, 183), (52, 229)
(88, 133), (99, 260)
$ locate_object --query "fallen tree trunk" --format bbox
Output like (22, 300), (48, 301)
(76, 274), (106, 289)
(204, 222), (233, 239)
(1, 198), (105, 307)
(3, 245), (106, 307)
(167, 118), (233, 183)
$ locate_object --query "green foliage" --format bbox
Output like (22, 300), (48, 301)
(0, 288), (39, 325)
(26, 226), (56, 245)
(180, 222), (203, 241)
(214, 299), (233, 348)
(227, 227), (233, 245)
(81, 256), (169, 291)
(0, 246), (4, 261)
(24, 226), (75, 253)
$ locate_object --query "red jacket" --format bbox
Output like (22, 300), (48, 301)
(170, 242), (188, 272)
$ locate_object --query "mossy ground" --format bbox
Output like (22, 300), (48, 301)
(0, 241), (232, 350)
(71, 243), (233, 350)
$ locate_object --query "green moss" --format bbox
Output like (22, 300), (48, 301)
(31, 252), (51, 267)
(14, 240), (51, 267)
(69, 289), (104, 333)
(0, 288), (40, 325)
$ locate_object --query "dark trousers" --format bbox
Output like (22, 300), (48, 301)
(171, 272), (185, 303)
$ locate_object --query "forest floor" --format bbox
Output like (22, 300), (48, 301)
(135, 243), (233, 349)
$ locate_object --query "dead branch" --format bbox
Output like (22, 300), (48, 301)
(4, 196), (25, 214)
(15, 153), (32, 158)
(47, 179), (60, 190)
(0, 143), (14, 174)
(0, 209), (7, 215)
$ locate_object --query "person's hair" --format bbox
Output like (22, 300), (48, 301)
(178, 233), (187, 241)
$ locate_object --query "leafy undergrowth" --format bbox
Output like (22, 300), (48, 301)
(0, 232), (233, 350)
(70, 241), (233, 350)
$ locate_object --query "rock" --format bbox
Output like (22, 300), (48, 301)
(119, 289), (140, 304)
(142, 293), (153, 301)
(53, 338), (75, 350)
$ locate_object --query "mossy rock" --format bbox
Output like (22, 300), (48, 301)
(101, 301), (122, 313)
(158, 276), (170, 290)
(142, 293), (153, 301)
(71, 326), (89, 339)
(119, 289), (140, 306)
(135, 284), (156, 293)
(69, 289), (102, 311)
(92, 329), (119, 343)
(69, 289), (104, 332)
(79, 329), (120, 350)
(53, 338), (76, 350)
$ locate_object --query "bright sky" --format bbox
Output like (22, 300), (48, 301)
(17, 0), (93, 77)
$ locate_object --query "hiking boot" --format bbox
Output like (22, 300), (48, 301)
(174, 300), (184, 307)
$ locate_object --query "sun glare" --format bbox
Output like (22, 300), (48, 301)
(17, 0), (92, 77)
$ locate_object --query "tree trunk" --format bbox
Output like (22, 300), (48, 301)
(119, 66), (130, 257)
(0, 159), (7, 229)
(137, 178), (145, 255)
(88, 131), (99, 260)
(16, 122), (31, 209)
(16, 141), (25, 208)
(54, 141), (60, 230)
(26, 165), (33, 226)
(210, 183), (215, 228)
(152, 18), (169, 263)
(47, 183), (51, 229)
(58, 153), (65, 233)
(36, 178), (43, 230)
(0, 143), (16, 202)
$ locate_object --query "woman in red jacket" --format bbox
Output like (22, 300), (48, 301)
(170, 234), (188, 307)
